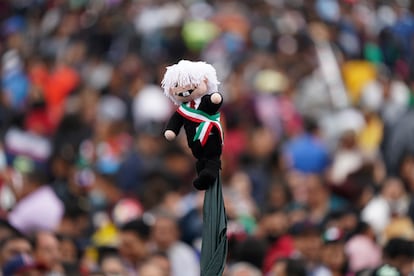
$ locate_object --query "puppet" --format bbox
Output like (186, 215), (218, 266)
(161, 60), (223, 190)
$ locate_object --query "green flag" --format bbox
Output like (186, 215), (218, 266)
(200, 174), (228, 276)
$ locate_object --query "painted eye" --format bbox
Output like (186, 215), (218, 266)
(174, 83), (178, 87)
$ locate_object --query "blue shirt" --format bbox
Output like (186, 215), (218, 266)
(284, 134), (330, 173)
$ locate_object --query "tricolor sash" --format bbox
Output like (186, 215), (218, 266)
(177, 104), (224, 146)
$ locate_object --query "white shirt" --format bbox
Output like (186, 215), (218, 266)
(168, 241), (200, 276)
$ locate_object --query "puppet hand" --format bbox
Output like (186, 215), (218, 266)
(164, 130), (176, 140)
(211, 93), (222, 104)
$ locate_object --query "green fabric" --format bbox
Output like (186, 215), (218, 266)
(364, 43), (383, 64)
(239, 215), (257, 234)
(194, 121), (206, 142)
(180, 103), (220, 121)
(182, 20), (219, 52)
(409, 91), (414, 108)
(200, 174), (228, 276)
(13, 155), (34, 173)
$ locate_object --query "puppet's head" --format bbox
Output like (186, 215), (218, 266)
(161, 60), (220, 105)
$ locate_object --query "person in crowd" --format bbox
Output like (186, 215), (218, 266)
(138, 260), (168, 276)
(289, 220), (324, 275)
(143, 251), (172, 276)
(32, 231), (65, 275)
(307, 174), (341, 225)
(118, 218), (151, 275)
(99, 253), (128, 276)
(58, 235), (81, 275)
(359, 238), (414, 276)
(319, 226), (351, 276)
(0, 234), (32, 268)
(226, 262), (262, 276)
(150, 210), (200, 276)
(345, 222), (382, 274)
(2, 253), (48, 276)
(254, 208), (294, 274)
(361, 177), (410, 238)
(283, 117), (330, 175)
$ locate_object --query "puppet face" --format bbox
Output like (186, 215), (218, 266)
(161, 60), (220, 105)
(169, 79), (208, 103)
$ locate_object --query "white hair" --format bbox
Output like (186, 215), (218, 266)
(161, 60), (220, 105)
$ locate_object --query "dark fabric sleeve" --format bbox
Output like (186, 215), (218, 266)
(199, 93), (223, 115)
(165, 111), (184, 136)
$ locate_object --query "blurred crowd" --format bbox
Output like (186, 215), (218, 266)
(1, 0), (414, 275)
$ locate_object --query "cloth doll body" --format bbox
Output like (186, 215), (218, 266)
(162, 60), (223, 190)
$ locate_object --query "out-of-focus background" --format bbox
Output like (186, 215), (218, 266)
(1, 0), (414, 275)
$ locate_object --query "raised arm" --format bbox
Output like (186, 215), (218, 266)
(199, 92), (223, 114)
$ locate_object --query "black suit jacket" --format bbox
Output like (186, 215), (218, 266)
(165, 93), (223, 160)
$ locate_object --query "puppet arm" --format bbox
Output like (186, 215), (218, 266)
(200, 92), (223, 114)
(164, 111), (184, 140)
